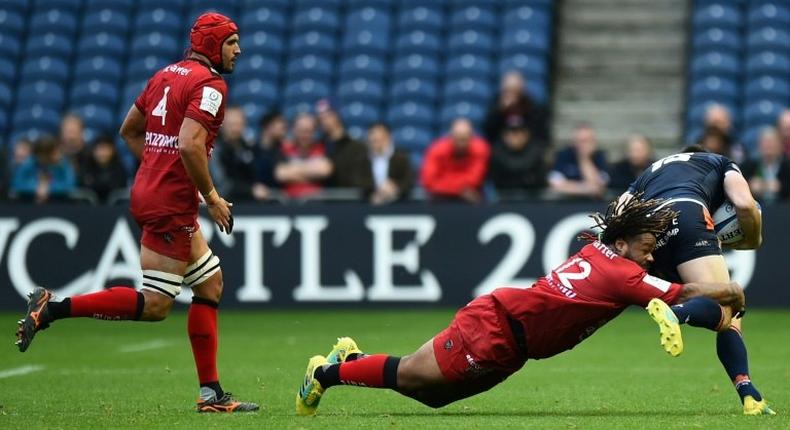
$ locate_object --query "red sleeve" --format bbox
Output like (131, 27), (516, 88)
(616, 267), (683, 307)
(420, 140), (448, 193)
(184, 75), (226, 134)
(460, 138), (490, 189)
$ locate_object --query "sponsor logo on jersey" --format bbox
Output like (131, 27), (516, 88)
(694, 240), (710, 247)
(199, 86), (222, 116)
(144, 132), (179, 154)
(642, 274), (671, 293)
(592, 241), (617, 260)
(165, 64), (191, 76)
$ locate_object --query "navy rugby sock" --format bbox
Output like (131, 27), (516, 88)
(717, 327), (762, 403)
(671, 297), (724, 331)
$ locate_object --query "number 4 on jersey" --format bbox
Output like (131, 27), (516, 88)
(152, 86), (170, 126)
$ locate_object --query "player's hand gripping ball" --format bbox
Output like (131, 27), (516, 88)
(713, 200), (761, 245)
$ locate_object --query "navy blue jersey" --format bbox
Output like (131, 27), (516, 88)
(627, 152), (741, 209)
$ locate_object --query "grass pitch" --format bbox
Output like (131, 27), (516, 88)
(0, 308), (788, 429)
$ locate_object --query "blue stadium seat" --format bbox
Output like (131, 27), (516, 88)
(396, 30), (441, 55)
(25, 33), (73, 59)
(387, 102), (435, 129)
(0, 59), (16, 84)
(83, 9), (131, 35)
(0, 83), (12, 109)
(339, 101), (381, 133)
(75, 57), (124, 84)
(34, 0), (82, 13)
(294, 0), (342, 9)
(338, 54), (387, 80)
(286, 55), (334, 80)
(21, 57), (69, 83)
(689, 76), (739, 102)
(0, 10), (26, 36)
(240, 6), (287, 32)
(744, 100), (783, 127)
(739, 126), (764, 153)
(398, 6), (444, 32)
(75, 104), (116, 134)
(748, 3), (790, 27)
(745, 76), (790, 103)
(126, 56), (170, 81)
(525, 79), (548, 104)
(448, 30), (495, 55)
(130, 32), (180, 59)
(230, 79), (278, 107)
(346, 7), (392, 30)
(70, 80), (120, 108)
(343, 28), (391, 56)
(2, 0), (28, 14)
(446, 55), (493, 79)
(118, 81), (146, 120)
(508, 0), (554, 7)
(439, 102), (485, 129)
(504, 5), (551, 31)
(138, 0), (186, 12)
(86, 0), (133, 13)
(78, 33), (126, 58)
(293, 7), (340, 33)
(135, 8), (183, 34)
(499, 54), (548, 79)
(239, 101), (269, 128)
(392, 54), (440, 79)
(401, 0), (446, 6)
(347, 0), (393, 9)
(390, 77), (438, 104)
(747, 27), (790, 51)
(690, 52), (740, 77)
(502, 28), (550, 55)
(443, 78), (492, 104)
(337, 79), (385, 104)
(233, 54), (279, 82)
(290, 31), (337, 56)
(687, 101), (738, 129)
(16, 81), (64, 110)
(0, 34), (21, 60)
(0, 110), (7, 135)
(746, 51), (790, 75)
(187, 2), (239, 23)
(245, 30), (285, 57)
(392, 125), (433, 153)
(12, 104), (61, 136)
(692, 3), (743, 30)
(284, 79), (331, 105)
(30, 10), (78, 35)
(283, 102), (314, 120)
(450, 5), (497, 32)
(693, 28), (742, 53)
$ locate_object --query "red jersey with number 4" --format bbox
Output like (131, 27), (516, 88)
(492, 241), (683, 360)
(130, 59), (227, 222)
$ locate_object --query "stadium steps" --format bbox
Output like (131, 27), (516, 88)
(552, 0), (688, 153)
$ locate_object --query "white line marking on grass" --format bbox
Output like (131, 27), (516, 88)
(0, 365), (44, 379)
(118, 339), (172, 353)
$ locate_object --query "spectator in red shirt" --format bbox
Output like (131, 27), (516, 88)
(275, 113), (332, 198)
(777, 109), (790, 156)
(421, 118), (490, 203)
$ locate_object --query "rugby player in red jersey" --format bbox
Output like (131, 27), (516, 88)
(296, 197), (746, 415)
(15, 12), (258, 413)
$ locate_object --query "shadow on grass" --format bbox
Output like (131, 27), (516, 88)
(324, 409), (733, 418)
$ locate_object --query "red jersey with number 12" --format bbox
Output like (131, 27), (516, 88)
(130, 59), (227, 222)
(492, 241), (683, 359)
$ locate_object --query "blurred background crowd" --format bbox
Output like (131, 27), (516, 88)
(0, 0), (788, 205)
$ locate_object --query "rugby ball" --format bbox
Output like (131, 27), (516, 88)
(712, 200), (761, 245)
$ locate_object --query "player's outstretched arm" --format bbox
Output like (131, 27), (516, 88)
(119, 105), (146, 159)
(178, 117), (233, 233)
(677, 281), (745, 314)
(723, 171), (762, 249)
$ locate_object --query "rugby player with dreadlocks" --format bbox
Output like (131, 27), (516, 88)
(295, 196), (746, 415)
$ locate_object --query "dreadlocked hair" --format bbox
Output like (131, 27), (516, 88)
(578, 193), (679, 245)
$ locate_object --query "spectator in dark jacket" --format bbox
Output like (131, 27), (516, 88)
(11, 136), (76, 203)
(609, 134), (655, 192)
(365, 123), (413, 204)
(210, 106), (258, 201)
(548, 123), (609, 198)
(316, 98), (370, 190)
(59, 112), (91, 174)
(489, 116), (546, 192)
(79, 135), (128, 203)
(483, 70), (549, 146)
(252, 111), (287, 201)
(422, 118), (490, 203)
(741, 127), (790, 203)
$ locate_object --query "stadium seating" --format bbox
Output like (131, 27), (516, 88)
(1, 0), (556, 158)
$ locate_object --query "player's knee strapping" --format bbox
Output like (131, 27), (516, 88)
(184, 250), (221, 288)
(141, 270), (184, 298)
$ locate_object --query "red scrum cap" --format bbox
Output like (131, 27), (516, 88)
(190, 12), (238, 68)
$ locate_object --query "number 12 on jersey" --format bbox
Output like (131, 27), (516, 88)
(152, 86), (170, 126)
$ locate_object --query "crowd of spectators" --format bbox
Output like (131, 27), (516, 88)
(1, 71), (789, 205)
